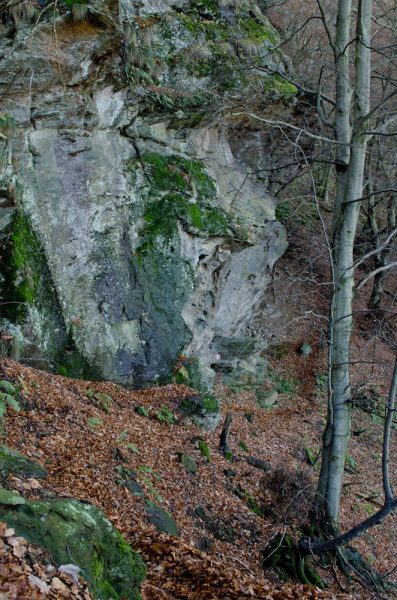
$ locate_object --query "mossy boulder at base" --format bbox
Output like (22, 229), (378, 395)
(256, 389), (279, 408)
(0, 496), (146, 600)
(211, 336), (268, 391)
(179, 453), (197, 475)
(180, 394), (221, 431)
(0, 445), (47, 479)
(145, 501), (179, 536)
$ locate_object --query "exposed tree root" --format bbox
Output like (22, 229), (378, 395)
(263, 532), (325, 589)
(264, 524), (397, 597)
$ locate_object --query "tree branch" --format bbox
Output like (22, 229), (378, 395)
(355, 261), (397, 290)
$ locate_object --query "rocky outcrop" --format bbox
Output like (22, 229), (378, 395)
(0, 0), (288, 389)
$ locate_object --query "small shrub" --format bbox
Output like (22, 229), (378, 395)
(267, 369), (297, 397)
(345, 454), (357, 473)
(87, 417), (102, 428)
(135, 405), (149, 417)
(224, 450), (233, 462)
(315, 372), (328, 392)
(235, 485), (264, 517)
(245, 492), (264, 518)
(260, 466), (313, 522)
(117, 429), (129, 442)
(198, 439), (211, 462)
(126, 443), (139, 454)
(141, 476), (163, 504)
(0, 380), (20, 422)
(275, 201), (291, 222)
(239, 440), (248, 452)
(86, 389), (112, 413)
(155, 405), (175, 424)
(304, 446), (318, 466)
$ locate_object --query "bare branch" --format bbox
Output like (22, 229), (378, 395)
(316, 0), (337, 56)
(382, 355), (397, 504)
(231, 110), (347, 145)
(353, 227), (397, 269)
(356, 261), (397, 291)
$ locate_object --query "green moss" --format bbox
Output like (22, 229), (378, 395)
(7, 212), (43, 308)
(191, 0), (219, 13)
(0, 113), (15, 138)
(239, 17), (278, 45)
(173, 356), (206, 391)
(0, 497), (146, 600)
(264, 74), (297, 99)
(180, 393), (219, 417)
(92, 551), (105, 578)
(0, 445), (47, 479)
(180, 453), (197, 475)
(134, 153), (232, 243)
(267, 369), (298, 397)
(245, 491), (264, 517)
(141, 153), (216, 200)
(0, 211), (91, 377)
(263, 533), (325, 589)
(201, 394), (219, 413)
(145, 501), (179, 536)
(57, 335), (98, 380)
(198, 439), (211, 462)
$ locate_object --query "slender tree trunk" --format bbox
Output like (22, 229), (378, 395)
(368, 194), (396, 310)
(317, 0), (372, 528)
(316, 0), (352, 512)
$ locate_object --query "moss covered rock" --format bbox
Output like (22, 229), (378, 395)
(180, 394), (220, 431)
(0, 0), (287, 390)
(0, 445), (47, 479)
(0, 212), (94, 377)
(179, 453), (197, 475)
(0, 496), (146, 600)
(145, 501), (179, 536)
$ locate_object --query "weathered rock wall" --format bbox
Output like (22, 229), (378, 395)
(0, 0), (288, 388)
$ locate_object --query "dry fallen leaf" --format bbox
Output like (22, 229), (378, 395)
(28, 574), (50, 595)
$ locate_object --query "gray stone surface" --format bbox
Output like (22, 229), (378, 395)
(256, 389), (279, 408)
(0, 0), (288, 387)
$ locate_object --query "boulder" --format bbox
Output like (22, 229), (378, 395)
(0, 495), (146, 600)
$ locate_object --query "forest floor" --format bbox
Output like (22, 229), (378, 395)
(1, 219), (396, 600)
(0, 323), (396, 600)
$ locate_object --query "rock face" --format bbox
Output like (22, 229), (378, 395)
(0, 0), (288, 388)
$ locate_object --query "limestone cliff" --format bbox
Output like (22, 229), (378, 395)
(0, 0), (288, 389)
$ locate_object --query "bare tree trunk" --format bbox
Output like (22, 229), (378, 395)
(317, 0), (372, 528)
(316, 0), (352, 513)
(219, 412), (233, 458)
(368, 194), (397, 310)
(302, 351), (397, 555)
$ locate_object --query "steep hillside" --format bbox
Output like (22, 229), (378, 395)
(0, 350), (396, 598)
